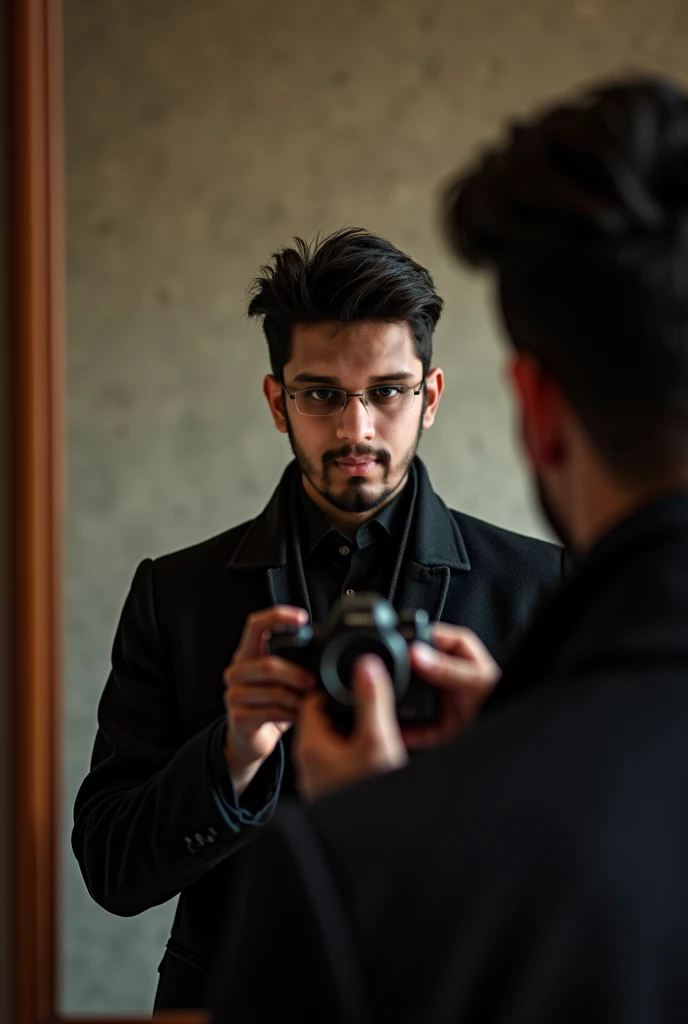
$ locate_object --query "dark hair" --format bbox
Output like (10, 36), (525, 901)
(247, 228), (443, 379)
(443, 75), (688, 483)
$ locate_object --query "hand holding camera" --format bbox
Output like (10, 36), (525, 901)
(268, 592), (441, 734)
(223, 595), (499, 802)
(294, 654), (410, 803)
(274, 593), (501, 802)
(222, 605), (316, 796)
(403, 624), (501, 749)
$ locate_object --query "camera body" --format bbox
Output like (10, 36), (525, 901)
(268, 592), (440, 734)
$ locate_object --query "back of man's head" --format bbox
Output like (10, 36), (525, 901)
(444, 76), (688, 486)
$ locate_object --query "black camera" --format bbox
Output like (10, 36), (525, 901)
(268, 592), (440, 733)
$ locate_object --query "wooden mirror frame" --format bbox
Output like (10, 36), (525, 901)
(11, 2), (206, 1021)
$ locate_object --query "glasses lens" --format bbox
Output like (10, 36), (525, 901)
(364, 385), (417, 414)
(291, 384), (421, 416)
(294, 388), (346, 417)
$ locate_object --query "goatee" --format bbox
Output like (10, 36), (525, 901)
(285, 416), (423, 515)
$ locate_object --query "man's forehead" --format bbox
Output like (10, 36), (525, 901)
(288, 320), (418, 364)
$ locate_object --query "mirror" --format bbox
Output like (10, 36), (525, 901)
(59, 3), (548, 1016)
(61, 4), (548, 1013)
(13, 0), (688, 1021)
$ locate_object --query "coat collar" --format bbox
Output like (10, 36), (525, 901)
(405, 458), (470, 571)
(226, 462), (295, 570)
(227, 457), (470, 574)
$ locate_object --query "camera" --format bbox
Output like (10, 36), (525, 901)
(268, 592), (441, 733)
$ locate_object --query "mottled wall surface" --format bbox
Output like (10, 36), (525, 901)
(61, 0), (688, 1012)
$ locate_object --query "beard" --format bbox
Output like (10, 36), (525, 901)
(534, 474), (576, 552)
(285, 413), (423, 515)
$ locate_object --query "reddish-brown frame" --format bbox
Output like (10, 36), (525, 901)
(11, 2), (206, 1021)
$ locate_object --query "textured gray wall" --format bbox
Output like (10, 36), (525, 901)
(61, 0), (688, 1013)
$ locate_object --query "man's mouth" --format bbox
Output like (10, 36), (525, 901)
(332, 457), (378, 476)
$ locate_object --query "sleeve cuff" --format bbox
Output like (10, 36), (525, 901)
(209, 719), (284, 832)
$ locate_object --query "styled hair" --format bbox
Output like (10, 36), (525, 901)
(443, 76), (688, 482)
(247, 228), (443, 379)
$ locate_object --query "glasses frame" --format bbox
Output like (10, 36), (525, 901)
(281, 378), (426, 417)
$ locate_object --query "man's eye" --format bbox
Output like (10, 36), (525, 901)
(309, 389), (338, 401)
(371, 386), (402, 400)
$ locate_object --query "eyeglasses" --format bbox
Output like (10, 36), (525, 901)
(282, 380), (425, 417)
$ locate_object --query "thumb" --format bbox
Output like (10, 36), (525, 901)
(351, 655), (398, 738)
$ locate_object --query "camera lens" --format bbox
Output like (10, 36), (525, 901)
(336, 637), (395, 689)
(320, 631), (410, 707)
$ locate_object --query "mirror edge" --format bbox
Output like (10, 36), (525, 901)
(12, 0), (64, 1018)
(9, 1), (208, 1021)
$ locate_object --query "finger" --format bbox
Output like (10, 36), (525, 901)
(297, 691), (343, 744)
(293, 694), (348, 790)
(231, 705), (298, 727)
(235, 605), (309, 659)
(400, 724), (446, 750)
(228, 684), (303, 713)
(431, 624), (499, 670)
(351, 656), (400, 739)
(410, 642), (499, 691)
(224, 656), (315, 692)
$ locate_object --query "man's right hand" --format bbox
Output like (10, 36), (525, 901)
(401, 624), (501, 750)
(222, 606), (316, 796)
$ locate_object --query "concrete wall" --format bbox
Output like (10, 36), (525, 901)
(61, 0), (688, 1012)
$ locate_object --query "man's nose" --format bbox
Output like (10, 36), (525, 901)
(335, 395), (375, 443)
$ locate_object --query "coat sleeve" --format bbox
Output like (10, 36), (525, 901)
(207, 804), (372, 1024)
(71, 558), (283, 916)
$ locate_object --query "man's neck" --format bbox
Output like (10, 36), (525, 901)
(301, 472), (409, 540)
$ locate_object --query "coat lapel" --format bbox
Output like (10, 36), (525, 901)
(394, 459), (471, 622)
(394, 562), (452, 622)
(266, 566), (291, 606)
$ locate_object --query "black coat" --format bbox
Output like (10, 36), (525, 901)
(209, 492), (688, 1024)
(71, 458), (562, 1011)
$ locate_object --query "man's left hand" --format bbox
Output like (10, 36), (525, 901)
(294, 656), (409, 802)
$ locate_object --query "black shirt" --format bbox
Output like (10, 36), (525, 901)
(297, 467), (417, 624)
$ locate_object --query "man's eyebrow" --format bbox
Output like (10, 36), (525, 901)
(288, 371), (417, 386)
(290, 373), (341, 385)
(367, 371), (417, 383)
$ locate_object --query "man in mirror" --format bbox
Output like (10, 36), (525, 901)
(210, 78), (688, 1023)
(71, 228), (563, 1010)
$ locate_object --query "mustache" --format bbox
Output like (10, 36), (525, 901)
(321, 445), (391, 467)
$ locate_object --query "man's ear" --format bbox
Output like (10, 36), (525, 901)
(263, 375), (288, 434)
(421, 367), (444, 429)
(508, 354), (565, 471)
